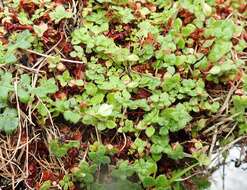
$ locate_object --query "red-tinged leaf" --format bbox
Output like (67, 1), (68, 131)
(43, 28), (61, 45)
(68, 147), (79, 158)
(244, 33), (247, 42)
(216, 6), (232, 19)
(163, 18), (173, 35)
(0, 37), (9, 45)
(234, 70), (243, 81)
(199, 47), (210, 54)
(132, 88), (152, 100)
(190, 28), (204, 40)
(72, 130), (82, 141)
(74, 64), (85, 80)
(59, 41), (73, 54)
(54, 91), (67, 100)
(20, 0), (37, 15)
(132, 63), (154, 74)
(239, 4), (247, 13)
(41, 170), (56, 181)
(107, 30), (128, 41)
(144, 32), (155, 45)
(80, 102), (88, 109)
(4, 22), (33, 32)
(28, 162), (37, 177)
(144, 3), (156, 12)
(178, 9), (195, 25)
(60, 125), (71, 135)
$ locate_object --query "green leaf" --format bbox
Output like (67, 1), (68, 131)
(134, 158), (157, 178)
(127, 54), (139, 62)
(208, 40), (232, 62)
(97, 104), (113, 117)
(145, 126), (155, 137)
(0, 72), (13, 103)
(112, 160), (135, 180)
(88, 93), (104, 105)
(33, 23), (48, 37)
(159, 104), (192, 132)
(88, 143), (110, 165)
(162, 74), (181, 92)
(113, 6), (134, 24)
(206, 60), (238, 83)
(165, 143), (184, 160)
(85, 83), (98, 95)
(192, 152), (210, 166)
(143, 176), (156, 188)
(239, 123), (247, 135)
(49, 5), (73, 24)
(243, 75), (247, 92)
(202, 2), (212, 16)
(57, 70), (72, 87)
(72, 161), (96, 184)
(232, 96), (247, 122)
(63, 110), (81, 124)
(0, 108), (18, 134)
(59, 175), (73, 190)
(204, 20), (236, 40)
(18, 11), (32, 25)
(17, 74), (32, 103)
(181, 24), (196, 37)
(208, 65), (221, 75)
(33, 78), (58, 98)
(3, 53), (17, 64)
(15, 30), (34, 49)
(37, 103), (48, 117)
(40, 180), (52, 190)
(49, 139), (80, 158)
(170, 163), (198, 182)
(155, 175), (169, 188)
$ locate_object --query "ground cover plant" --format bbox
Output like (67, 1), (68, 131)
(0, 0), (246, 189)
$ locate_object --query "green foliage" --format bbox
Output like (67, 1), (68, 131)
(18, 11), (32, 25)
(159, 104), (192, 132)
(57, 71), (72, 87)
(49, 5), (72, 24)
(33, 78), (58, 98)
(88, 142), (111, 165)
(1, 1), (246, 189)
(82, 103), (117, 131)
(0, 108), (18, 134)
(208, 40), (232, 62)
(0, 72), (13, 104)
(63, 110), (81, 124)
(113, 6), (134, 24)
(71, 161), (97, 186)
(204, 20), (238, 40)
(112, 160), (135, 180)
(145, 126), (155, 137)
(232, 96), (247, 123)
(59, 175), (74, 190)
(40, 180), (52, 190)
(131, 138), (147, 154)
(0, 30), (34, 64)
(17, 74), (33, 103)
(206, 59), (242, 83)
(49, 139), (80, 158)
